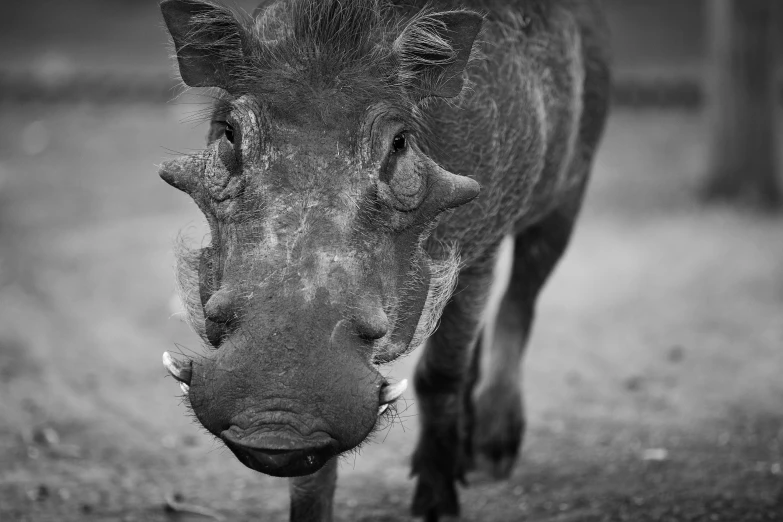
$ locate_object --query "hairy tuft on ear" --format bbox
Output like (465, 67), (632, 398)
(160, 0), (249, 89)
(394, 10), (483, 99)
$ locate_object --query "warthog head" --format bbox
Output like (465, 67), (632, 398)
(159, 0), (481, 477)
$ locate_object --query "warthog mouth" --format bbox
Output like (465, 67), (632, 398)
(222, 429), (338, 477)
(162, 352), (410, 476)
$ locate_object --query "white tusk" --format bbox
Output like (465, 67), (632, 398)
(163, 352), (192, 384)
(180, 382), (190, 394)
(380, 379), (408, 405)
(378, 404), (389, 416)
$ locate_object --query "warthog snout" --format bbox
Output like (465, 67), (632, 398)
(165, 345), (381, 476)
(163, 306), (411, 477)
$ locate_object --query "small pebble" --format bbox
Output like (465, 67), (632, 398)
(33, 426), (60, 447)
(625, 376), (643, 392)
(668, 345), (685, 363)
(642, 448), (668, 461)
(27, 484), (49, 502)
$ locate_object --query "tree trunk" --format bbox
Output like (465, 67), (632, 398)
(702, 0), (781, 210)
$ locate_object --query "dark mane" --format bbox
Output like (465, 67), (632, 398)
(241, 0), (394, 107)
(287, 0), (387, 60)
(179, 0), (479, 116)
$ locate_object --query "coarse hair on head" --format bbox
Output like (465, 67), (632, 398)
(167, 0), (483, 112)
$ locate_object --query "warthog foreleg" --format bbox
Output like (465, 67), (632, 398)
(411, 247), (500, 520)
(412, 201), (582, 520)
(469, 207), (579, 480)
(288, 458), (338, 522)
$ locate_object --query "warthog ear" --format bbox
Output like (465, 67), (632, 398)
(160, 0), (249, 89)
(394, 10), (483, 99)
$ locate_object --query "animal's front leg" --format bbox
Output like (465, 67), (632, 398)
(288, 458), (337, 522)
(471, 209), (580, 479)
(411, 259), (497, 521)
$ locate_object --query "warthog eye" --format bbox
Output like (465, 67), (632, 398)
(391, 133), (406, 154)
(210, 120), (236, 146)
(224, 123), (235, 144)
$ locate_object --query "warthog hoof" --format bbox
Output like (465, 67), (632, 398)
(469, 380), (525, 480)
(411, 431), (467, 521)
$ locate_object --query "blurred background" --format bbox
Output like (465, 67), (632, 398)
(1, 1), (781, 520)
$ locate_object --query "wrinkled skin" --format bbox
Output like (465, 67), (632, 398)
(160, 0), (481, 479)
(165, 96), (477, 476)
(158, 0), (610, 520)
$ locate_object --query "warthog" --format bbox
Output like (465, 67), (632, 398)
(158, 0), (609, 519)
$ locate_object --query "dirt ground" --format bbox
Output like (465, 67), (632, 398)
(0, 103), (782, 522)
